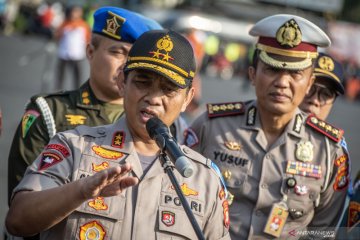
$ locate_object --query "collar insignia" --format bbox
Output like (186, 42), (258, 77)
(246, 106), (256, 126)
(276, 19), (302, 48)
(112, 131), (125, 148)
(225, 141), (242, 151)
(293, 114), (303, 133)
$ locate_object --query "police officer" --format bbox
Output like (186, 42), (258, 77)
(7, 7), (162, 203)
(6, 29), (230, 239)
(299, 52), (345, 120)
(187, 14), (350, 239)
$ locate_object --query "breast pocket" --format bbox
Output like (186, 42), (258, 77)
(156, 206), (203, 240)
(65, 194), (126, 239)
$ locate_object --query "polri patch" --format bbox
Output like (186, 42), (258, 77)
(45, 144), (70, 157)
(21, 110), (40, 138)
(207, 101), (245, 118)
(39, 152), (63, 171)
(79, 220), (106, 240)
(92, 145), (123, 160)
(347, 201), (360, 230)
(306, 115), (344, 142)
(112, 131), (125, 148)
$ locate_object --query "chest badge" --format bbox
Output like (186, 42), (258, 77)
(296, 140), (314, 162)
(225, 141), (242, 151)
(92, 145), (123, 160)
(65, 114), (87, 125)
(92, 162), (110, 172)
(79, 220), (106, 240)
(171, 183), (198, 197)
(162, 211), (175, 227)
(88, 197), (108, 211)
(294, 185), (309, 195)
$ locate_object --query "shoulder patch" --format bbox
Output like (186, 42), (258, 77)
(183, 128), (199, 147)
(21, 110), (40, 138)
(207, 101), (245, 118)
(306, 115), (344, 142)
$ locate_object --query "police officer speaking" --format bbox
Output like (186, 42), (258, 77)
(6, 30), (230, 239)
(7, 6), (162, 204)
(187, 14), (350, 239)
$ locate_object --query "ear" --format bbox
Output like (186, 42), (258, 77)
(118, 74), (126, 97)
(306, 73), (315, 94)
(181, 87), (195, 112)
(248, 66), (256, 86)
(86, 43), (94, 60)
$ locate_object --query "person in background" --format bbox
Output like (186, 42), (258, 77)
(187, 14), (350, 239)
(6, 29), (230, 240)
(299, 52), (345, 120)
(54, 5), (90, 90)
(7, 6), (162, 207)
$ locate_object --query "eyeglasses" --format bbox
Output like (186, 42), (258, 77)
(306, 83), (337, 106)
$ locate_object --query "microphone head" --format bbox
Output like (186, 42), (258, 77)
(146, 117), (169, 139)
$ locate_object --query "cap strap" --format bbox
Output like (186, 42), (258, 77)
(257, 43), (318, 59)
(314, 68), (341, 83)
(126, 62), (186, 86)
(259, 51), (313, 70)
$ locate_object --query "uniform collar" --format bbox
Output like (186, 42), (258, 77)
(99, 116), (164, 180)
(76, 80), (102, 110)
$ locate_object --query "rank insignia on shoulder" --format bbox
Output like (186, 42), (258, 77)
(306, 115), (344, 142)
(207, 101), (245, 118)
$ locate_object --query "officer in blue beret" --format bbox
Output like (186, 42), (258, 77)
(6, 6), (161, 239)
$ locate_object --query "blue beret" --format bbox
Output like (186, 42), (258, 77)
(92, 7), (162, 43)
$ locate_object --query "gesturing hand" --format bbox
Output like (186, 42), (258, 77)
(80, 163), (138, 200)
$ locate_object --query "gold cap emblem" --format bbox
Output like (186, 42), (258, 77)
(318, 56), (335, 71)
(276, 19), (302, 48)
(150, 35), (174, 61)
(295, 140), (314, 162)
(102, 11), (126, 40)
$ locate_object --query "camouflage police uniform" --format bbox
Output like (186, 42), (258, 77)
(7, 7), (164, 204)
(186, 14), (350, 239)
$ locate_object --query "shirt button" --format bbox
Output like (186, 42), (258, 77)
(235, 179), (243, 186)
(261, 183), (268, 189)
(97, 128), (106, 135)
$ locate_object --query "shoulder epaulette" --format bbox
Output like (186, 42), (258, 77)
(306, 115), (344, 142)
(30, 90), (68, 102)
(207, 101), (245, 118)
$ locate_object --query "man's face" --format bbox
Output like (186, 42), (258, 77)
(120, 69), (194, 140)
(299, 78), (337, 120)
(248, 60), (315, 116)
(87, 35), (132, 101)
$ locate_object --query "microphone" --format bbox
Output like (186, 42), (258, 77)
(146, 117), (194, 178)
